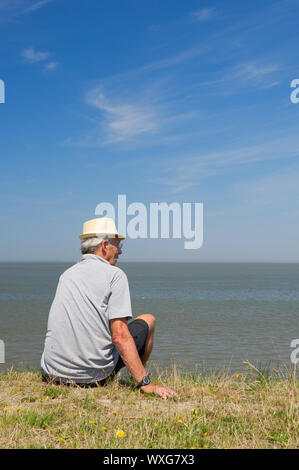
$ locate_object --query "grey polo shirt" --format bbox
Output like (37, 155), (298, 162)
(41, 254), (132, 383)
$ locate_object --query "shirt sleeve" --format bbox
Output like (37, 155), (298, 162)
(108, 269), (133, 320)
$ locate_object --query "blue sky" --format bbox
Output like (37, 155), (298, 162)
(0, 0), (299, 262)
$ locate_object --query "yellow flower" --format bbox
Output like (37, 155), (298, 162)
(101, 426), (107, 431)
(3, 408), (8, 412)
(154, 423), (158, 427)
(89, 420), (95, 424)
(59, 438), (67, 444)
(191, 409), (198, 415)
(202, 432), (207, 437)
(177, 419), (183, 424)
(113, 410), (119, 415)
(277, 382), (281, 385)
(21, 378), (24, 382)
(16, 408), (20, 412)
(190, 447), (196, 449)
(115, 429), (125, 438)
(236, 373), (240, 378)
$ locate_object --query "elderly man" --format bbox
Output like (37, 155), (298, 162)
(41, 217), (177, 400)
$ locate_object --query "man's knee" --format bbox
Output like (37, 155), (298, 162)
(136, 313), (155, 332)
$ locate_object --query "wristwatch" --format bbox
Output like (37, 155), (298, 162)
(136, 375), (151, 388)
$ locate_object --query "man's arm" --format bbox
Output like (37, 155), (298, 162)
(110, 318), (177, 400)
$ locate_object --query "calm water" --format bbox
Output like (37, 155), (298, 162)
(0, 263), (298, 373)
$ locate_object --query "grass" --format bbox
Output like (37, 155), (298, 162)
(0, 363), (298, 449)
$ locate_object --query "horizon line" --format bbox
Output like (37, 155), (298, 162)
(0, 260), (299, 264)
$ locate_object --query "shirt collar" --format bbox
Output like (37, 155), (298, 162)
(81, 254), (110, 265)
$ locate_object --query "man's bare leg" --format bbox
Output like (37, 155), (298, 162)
(135, 313), (155, 366)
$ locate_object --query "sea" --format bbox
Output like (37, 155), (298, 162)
(0, 262), (298, 374)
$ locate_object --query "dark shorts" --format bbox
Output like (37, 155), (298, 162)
(113, 318), (149, 374)
(42, 318), (149, 388)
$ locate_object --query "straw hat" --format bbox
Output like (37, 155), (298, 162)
(79, 217), (125, 240)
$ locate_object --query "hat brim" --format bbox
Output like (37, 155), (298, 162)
(79, 232), (125, 240)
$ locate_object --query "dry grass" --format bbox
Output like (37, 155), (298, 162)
(0, 363), (298, 449)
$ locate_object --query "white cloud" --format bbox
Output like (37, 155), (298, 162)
(0, 0), (52, 19)
(191, 8), (216, 21)
(43, 61), (58, 71)
(21, 47), (58, 71)
(231, 61), (280, 83)
(142, 43), (210, 72)
(85, 90), (159, 144)
(24, 0), (51, 13)
(21, 47), (49, 63)
(233, 164), (299, 214)
(151, 133), (299, 193)
(74, 81), (201, 148)
(189, 59), (282, 97)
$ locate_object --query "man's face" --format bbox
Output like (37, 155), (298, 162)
(104, 239), (123, 266)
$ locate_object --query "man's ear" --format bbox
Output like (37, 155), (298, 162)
(101, 240), (108, 253)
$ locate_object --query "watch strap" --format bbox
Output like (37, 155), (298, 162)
(136, 375), (151, 389)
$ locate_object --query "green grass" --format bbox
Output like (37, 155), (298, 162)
(0, 364), (298, 449)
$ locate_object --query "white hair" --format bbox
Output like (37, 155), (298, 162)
(80, 236), (111, 255)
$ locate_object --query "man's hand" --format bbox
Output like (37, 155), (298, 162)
(110, 318), (178, 400)
(140, 383), (178, 400)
